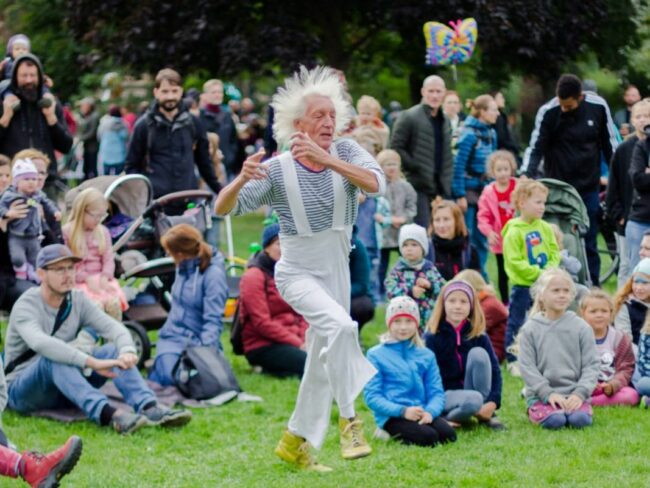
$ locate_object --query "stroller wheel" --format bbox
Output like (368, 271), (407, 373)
(124, 321), (152, 369)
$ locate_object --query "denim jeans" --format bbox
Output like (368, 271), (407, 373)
(204, 215), (222, 250)
(8, 344), (156, 424)
(632, 367), (650, 396)
(625, 220), (650, 274)
(465, 205), (488, 279)
(148, 353), (180, 387)
(443, 348), (491, 422)
(366, 246), (380, 303)
(505, 285), (532, 363)
(580, 191), (601, 286)
(616, 232), (630, 287)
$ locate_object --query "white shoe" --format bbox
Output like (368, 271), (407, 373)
(507, 362), (522, 377)
(373, 428), (390, 441)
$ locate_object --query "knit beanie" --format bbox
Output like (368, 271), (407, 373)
(261, 223), (280, 249)
(12, 158), (38, 183)
(7, 34), (30, 56)
(386, 296), (420, 327)
(443, 280), (475, 311)
(633, 258), (650, 277)
(398, 223), (429, 255)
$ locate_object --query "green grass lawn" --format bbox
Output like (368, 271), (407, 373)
(2, 213), (637, 487)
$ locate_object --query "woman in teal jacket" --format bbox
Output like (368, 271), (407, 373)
(364, 296), (456, 447)
(452, 95), (499, 277)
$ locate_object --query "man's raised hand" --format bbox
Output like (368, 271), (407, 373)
(239, 149), (268, 183)
(289, 132), (330, 166)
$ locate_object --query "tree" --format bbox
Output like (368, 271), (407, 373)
(1, 0), (640, 101)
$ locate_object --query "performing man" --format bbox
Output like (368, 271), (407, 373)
(215, 66), (385, 472)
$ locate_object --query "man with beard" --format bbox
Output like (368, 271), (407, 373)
(0, 54), (72, 197)
(125, 69), (220, 211)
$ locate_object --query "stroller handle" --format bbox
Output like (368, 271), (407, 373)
(149, 189), (214, 210)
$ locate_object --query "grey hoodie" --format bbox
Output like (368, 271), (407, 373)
(519, 311), (599, 404)
(5, 288), (136, 383)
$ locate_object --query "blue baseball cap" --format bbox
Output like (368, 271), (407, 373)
(36, 244), (81, 269)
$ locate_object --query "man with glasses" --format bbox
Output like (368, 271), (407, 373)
(4, 244), (193, 434)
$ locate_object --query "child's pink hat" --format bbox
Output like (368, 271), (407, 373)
(386, 296), (420, 327)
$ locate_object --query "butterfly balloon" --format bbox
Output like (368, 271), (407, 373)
(423, 18), (478, 66)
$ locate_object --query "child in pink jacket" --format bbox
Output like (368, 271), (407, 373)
(477, 150), (518, 303)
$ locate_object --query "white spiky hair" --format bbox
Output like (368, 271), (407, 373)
(271, 66), (352, 147)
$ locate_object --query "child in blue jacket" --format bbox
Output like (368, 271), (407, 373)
(364, 296), (457, 447)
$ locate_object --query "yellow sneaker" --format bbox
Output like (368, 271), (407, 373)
(274, 430), (333, 473)
(339, 416), (372, 460)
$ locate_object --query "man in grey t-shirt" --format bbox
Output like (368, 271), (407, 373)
(5, 244), (192, 434)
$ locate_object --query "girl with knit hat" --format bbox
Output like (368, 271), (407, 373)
(425, 280), (505, 429)
(614, 258), (650, 347)
(364, 296), (457, 447)
(384, 223), (445, 331)
(455, 269), (508, 363)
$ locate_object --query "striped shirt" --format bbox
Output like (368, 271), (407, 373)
(233, 138), (386, 236)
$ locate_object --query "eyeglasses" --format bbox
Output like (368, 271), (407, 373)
(85, 210), (108, 220)
(633, 277), (650, 284)
(45, 265), (75, 275)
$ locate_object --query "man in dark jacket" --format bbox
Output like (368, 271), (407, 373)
(0, 54), (72, 197)
(390, 75), (453, 227)
(606, 99), (649, 284)
(125, 69), (220, 212)
(523, 74), (619, 286)
(200, 79), (240, 180)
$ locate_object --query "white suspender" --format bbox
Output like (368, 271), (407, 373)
(278, 142), (347, 236)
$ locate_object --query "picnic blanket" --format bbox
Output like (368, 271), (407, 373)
(25, 380), (262, 423)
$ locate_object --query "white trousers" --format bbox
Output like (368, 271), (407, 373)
(276, 228), (377, 449)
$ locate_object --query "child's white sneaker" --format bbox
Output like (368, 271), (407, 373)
(507, 361), (521, 377)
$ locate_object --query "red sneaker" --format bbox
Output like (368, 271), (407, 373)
(20, 436), (83, 488)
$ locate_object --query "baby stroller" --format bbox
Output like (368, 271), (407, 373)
(540, 178), (591, 287)
(66, 175), (216, 366)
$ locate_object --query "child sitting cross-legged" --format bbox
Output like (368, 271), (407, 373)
(518, 268), (600, 429)
(384, 223), (446, 331)
(580, 289), (639, 407)
(425, 280), (505, 430)
(364, 296), (457, 447)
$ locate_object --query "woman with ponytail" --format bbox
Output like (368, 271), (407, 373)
(148, 223), (229, 386)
